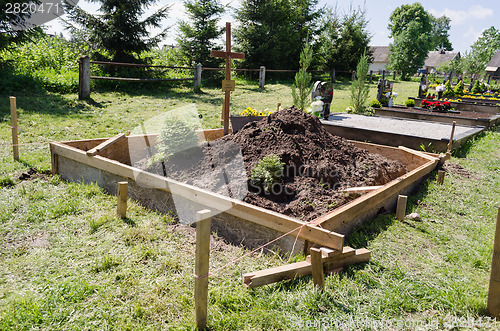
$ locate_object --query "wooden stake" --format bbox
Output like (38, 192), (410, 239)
(396, 195), (407, 221)
(310, 248), (325, 290)
(437, 170), (446, 185)
(117, 181), (128, 218)
(10, 97), (19, 161)
(447, 121), (456, 153)
(276, 102), (281, 112)
(488, 206), (500, 318)
(195, 210), (211, 330)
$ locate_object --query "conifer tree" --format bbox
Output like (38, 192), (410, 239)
(66, 0), (169, 62)
(176, 0), (224, 67)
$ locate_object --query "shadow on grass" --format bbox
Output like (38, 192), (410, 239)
(122, 217), (136, 227)
(453, 131), (488, 158)
(346, 171), (437, 249)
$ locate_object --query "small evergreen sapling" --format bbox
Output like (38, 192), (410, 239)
(250, 154), (285, 193)
(349, 52), (370, 114)
(292, 40), (313, 111)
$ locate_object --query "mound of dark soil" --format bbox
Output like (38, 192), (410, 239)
(144, 107), (407, 221)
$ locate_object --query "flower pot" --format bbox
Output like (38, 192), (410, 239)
(388, 99), (393, 107)
(229, 116), (267, 133)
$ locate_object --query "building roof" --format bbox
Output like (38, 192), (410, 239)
(370, 46), (390, 63)
(486, 51), (500, 71)
(424, 50), (460, 68)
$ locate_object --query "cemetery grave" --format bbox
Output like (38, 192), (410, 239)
(50, 108), (439, 253)
(412, 96), (500, 114)
(374, 105), (500, 128)
(321, 113), (484, 152)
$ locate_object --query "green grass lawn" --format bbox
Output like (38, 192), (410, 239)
(0, 80), (499, 330)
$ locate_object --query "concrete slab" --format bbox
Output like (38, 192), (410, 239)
(321, 113), (485, 152)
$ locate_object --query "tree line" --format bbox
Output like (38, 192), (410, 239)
(1, 0), (498, 79)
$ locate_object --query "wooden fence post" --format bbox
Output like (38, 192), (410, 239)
(396, 195), (407, 221)
(310, 247), (324, 290)
(10, 96), (19, 161)
(195, 210), (211, 330)
(259, 66), (266, 89)
(117, 181), (128, 218)
(351, 71), (355, 81)
(488, 206), (500, 318)
(369, 70), (373, 83)
(331, 68), (335, 83)
(194, 63), (202, 89)
(78, 55), (91, 100)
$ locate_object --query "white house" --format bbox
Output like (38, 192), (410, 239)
(369, 46), (390, 73)
(423, 49), (460, 73)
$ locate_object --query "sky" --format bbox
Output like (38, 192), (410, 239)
(44, 0), (499, 54)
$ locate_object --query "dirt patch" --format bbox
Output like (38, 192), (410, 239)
(143, 108), (407, 221)
(442, 162), (479, 179)
(18, 167), (48, 181)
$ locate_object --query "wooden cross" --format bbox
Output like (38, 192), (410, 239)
(210, 22), (245, 135)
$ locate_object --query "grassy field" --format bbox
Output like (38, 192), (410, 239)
(1, 80), (499, 330)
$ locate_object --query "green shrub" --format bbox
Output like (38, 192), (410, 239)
(250, 154), (285, 193)
(368, 99), (382, 108)
(454, 80), (465, 96)
(0, 34), (80, 93)
(156, 117), (199, 159)
(443, 80), (454, 97)
(480, 82), (487, 92)
(404, 99), (415, 107)
(471, 80), (482, 94)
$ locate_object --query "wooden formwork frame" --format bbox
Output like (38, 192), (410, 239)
(49, 131), (439, 253)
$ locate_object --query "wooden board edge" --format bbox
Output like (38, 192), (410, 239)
(242, 248), (371, 289)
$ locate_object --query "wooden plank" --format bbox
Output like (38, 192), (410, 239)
(194, 210), (211, 330)
(488, 206), (500, 318)
(50, 142), (345, 250)
(397, 146), (440, 163)
(323, 248), (371, 273)
(310, 248), (325, 290)
(396, 195), (407, 221)
(313, 154), (438, 230)
(320, 247), (340, 258)
(210, 50), (245, 59)
(341, 186), (382, 194)
(242, 248), (370, 288)
(86, 133), (126, 156)
(306, 246), (355, 262)
(243, 261), (311, 288)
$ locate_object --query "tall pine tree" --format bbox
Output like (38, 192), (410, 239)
(234, 0), (321, 71)
(316, 6), (372, 72)
(176, 0), (225, 67)
(66, 0), (169, 63)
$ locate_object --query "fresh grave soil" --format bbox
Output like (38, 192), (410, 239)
(141, 108), (407, 221)
(382, 106), (493, 119)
